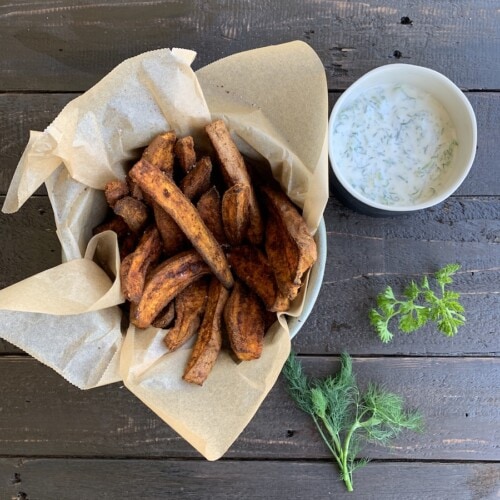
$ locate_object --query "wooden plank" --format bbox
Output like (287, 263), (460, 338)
(0, 1), (499, 92)
(0, 356), (498, 460)
(295, 196), (500, 355)
(1, 196), (498, 356)
(0, 92), (499, 195)
(0, 459), (498, 500)
(0, 197), (60, 290)
(0, 91), (497, 196)
(0, 196), (61, 355)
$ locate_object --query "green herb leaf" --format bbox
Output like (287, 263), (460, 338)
(370, 264), (465, 342)
(403, 280), (420, 301)
(369, 309), (393, 343)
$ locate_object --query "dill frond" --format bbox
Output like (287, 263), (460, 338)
(282, 352), (423, 492)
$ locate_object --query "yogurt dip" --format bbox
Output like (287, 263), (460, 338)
(331, 83), (458, 206)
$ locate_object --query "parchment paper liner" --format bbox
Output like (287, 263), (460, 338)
(0, 41), (328, 460)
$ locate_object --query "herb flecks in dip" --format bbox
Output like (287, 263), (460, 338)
(332, 83), (459, 206)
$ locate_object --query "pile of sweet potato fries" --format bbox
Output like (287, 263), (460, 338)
(93, 120), (317, 385)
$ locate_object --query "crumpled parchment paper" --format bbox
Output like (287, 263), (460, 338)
(0, 41), (328, 460)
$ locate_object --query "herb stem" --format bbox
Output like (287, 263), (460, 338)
(321, 416), (343, 454)
(311, 415), (343, 469)
(341, 420), (361, 491)
(282, 352), (423, 493)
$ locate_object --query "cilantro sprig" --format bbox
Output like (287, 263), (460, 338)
(369, 263), (465, 343)
(283, 352), (423, 492)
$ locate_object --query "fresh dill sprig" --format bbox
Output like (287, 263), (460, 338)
(369, 263), (465, 343)
(282, 352), (423, 492)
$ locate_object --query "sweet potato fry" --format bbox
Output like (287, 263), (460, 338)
(224, 281), (264, 361)
(263, 309), (278, 332)
(183, 277), (230, 385)
(142, 131), (176, 175)
(119, 232), (138, 260)
(131, 250), (212, 329)
(129, 159), (233, 289)
(153, 202), (187, 257)
(93, 215), (129, 238)
(197, 187), (227, 246)
(120, 253), (134, 299)
(174, 135), (196, 173)
(113, 196), (149, 233)
(121, 226), (162, 303)
(164, 278), (208, 351)
(205, 120), (249, 186)
(222, 183), (250, 246)
(227, 245), (289, 312)
(261, 185), (317, 300)
(152, 302), (175, 329)
(92, 213), (138, 259)
(179, 156), (212, 201)
(154, 156), (212, 255)
(127, 177), (144, 201)
(205, 119), (263, 244)
(104, 180), (129, 208)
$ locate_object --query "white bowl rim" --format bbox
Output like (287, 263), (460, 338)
(328, 63), (478, 212)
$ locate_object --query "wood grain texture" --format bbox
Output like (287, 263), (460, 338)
(1, 196), (498, 356)
(0, 197), (60, 290)
(0, 2), (498, 497)
(0, 92), (499, 195)
(0, 459), (498, 500)
(0, 356), (498, 460)
(0, 1), (499, 92)
(295, 196), (500, 355)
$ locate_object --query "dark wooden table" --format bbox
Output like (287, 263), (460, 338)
(1, 1), (499, 499)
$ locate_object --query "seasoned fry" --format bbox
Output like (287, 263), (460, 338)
(155, 156), (212, 256)
(205, 120), (249, 186)
(129, 159), (233, 289)
(179, 156), (212, 201)
(93, 215), (129, 238)
(264, 215), (297, 300)
(152, 302), (175, 329)
(164, 279), (208, 351)
(174, 135), (197, 173)
(113, 196), (149, 233)
(222, 183), (250, 246)
(132, 250), (212, 329)
(153, 202), (187, 257)
(103, 123), (315, 383)
(205, 119), (263, 244)
(127, 177), (144, 201)
(119, 232), (138, 260)
(121, 226), (162, 303)
(263, 309), (278, 332)
(120, 253), (134, 299)
(183, 277), (230, 385)
(197, 187), (227, 245)
(224, 281), (264, 361)
(142, 131), (176, 175)
(104, 180), (129, 208)
(228, 245), (289, 312)
(261, 185), (317, 300)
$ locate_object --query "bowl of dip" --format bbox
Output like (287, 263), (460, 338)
(328, 64), (477, 215)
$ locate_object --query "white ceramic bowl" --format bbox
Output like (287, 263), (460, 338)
(288, 217), (326, 339)
(328, 64), (477, 215)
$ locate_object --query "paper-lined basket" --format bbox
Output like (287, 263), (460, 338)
(0, 41), (329, 460)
